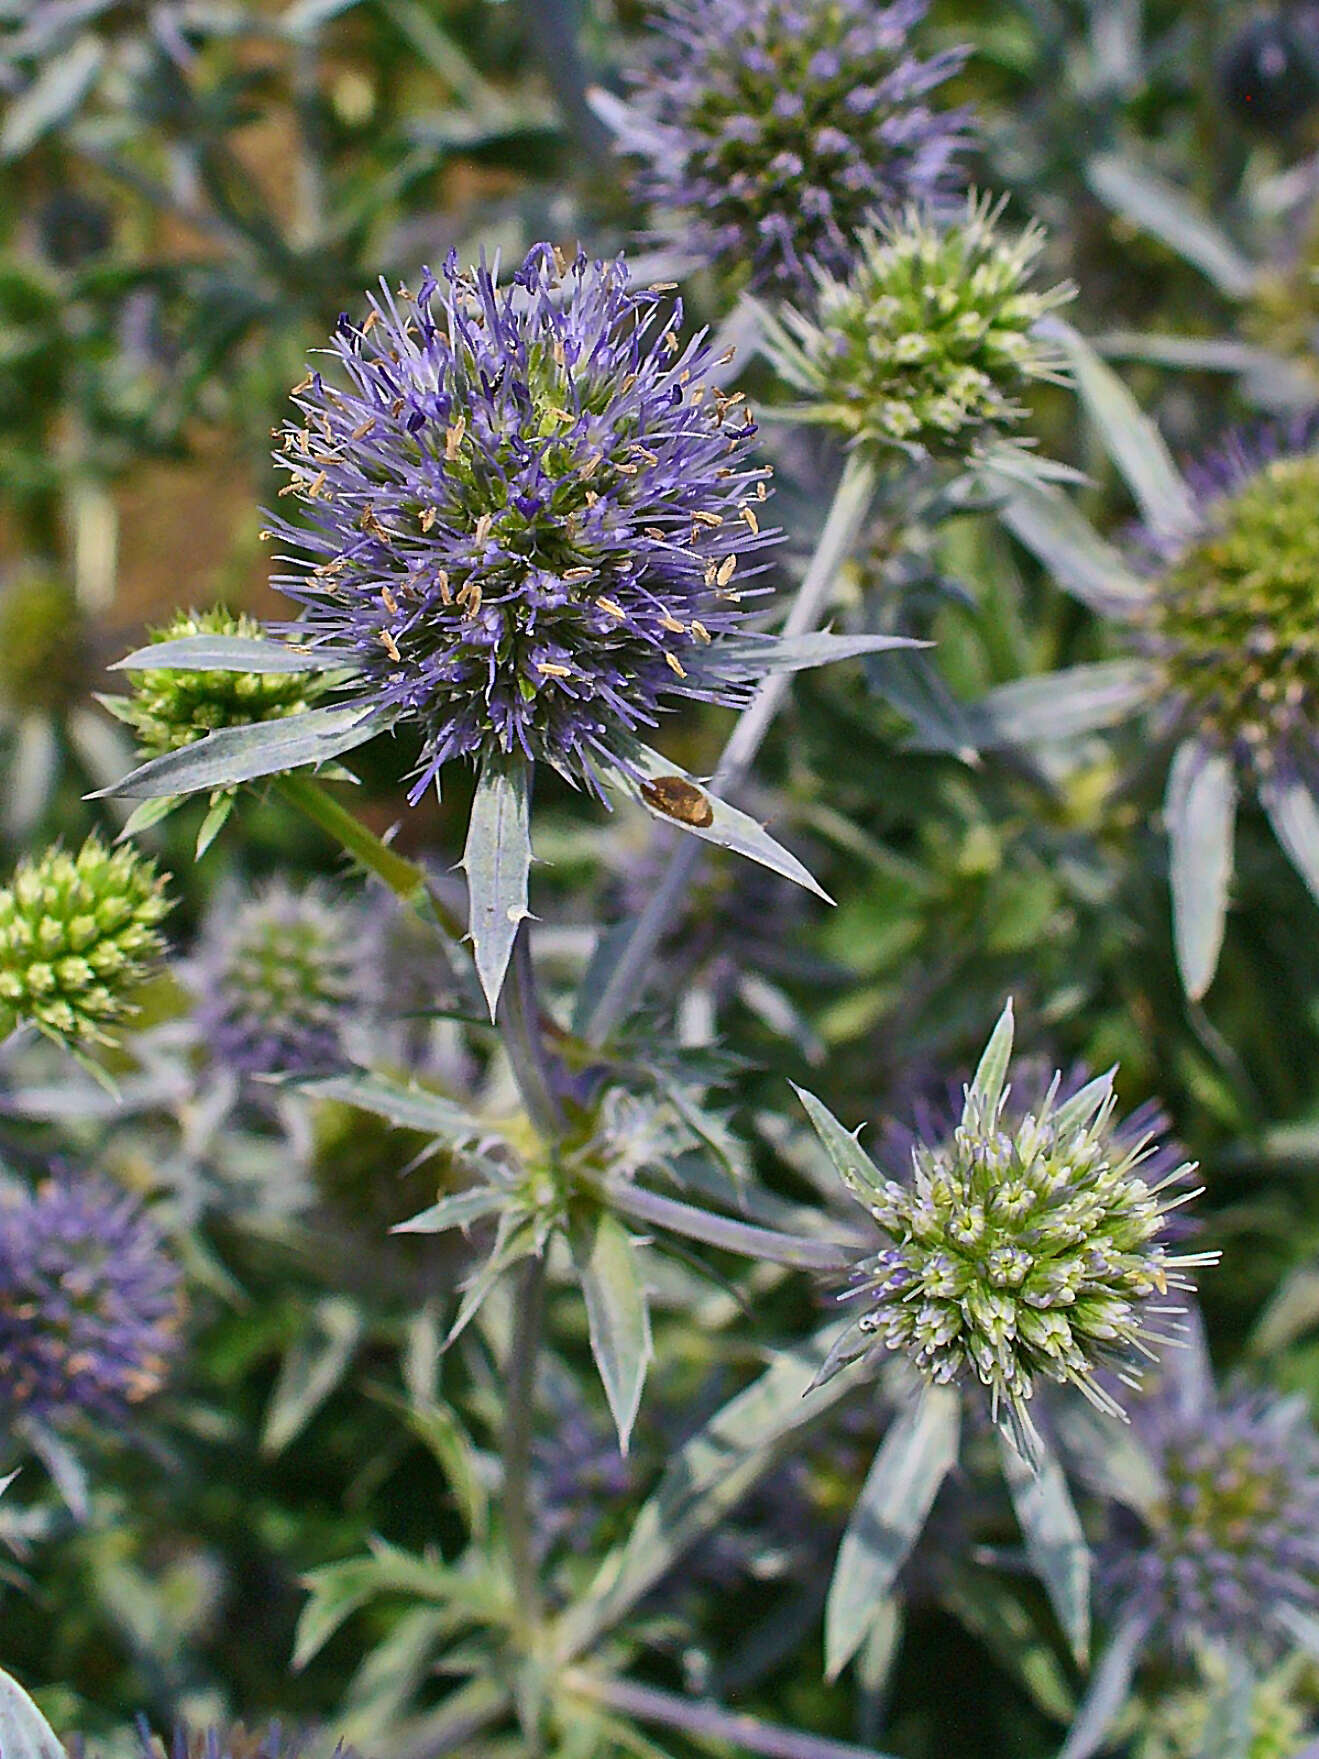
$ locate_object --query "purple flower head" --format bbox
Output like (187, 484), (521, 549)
(1099, 1382), (1319, 1665)
(265, 245), (778, 801)
(136, 1724), (361, 1759)
(1135, 410), (1319, 781)
(0, 1172), (181, 1428)
(618, 0), (971, 294)
(187, 878), (367, 1080)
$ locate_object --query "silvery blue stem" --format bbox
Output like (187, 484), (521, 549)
(583, 450), (879, 1045)
(502, 1252), (548, 1631)
(496, 923), (566, 1141)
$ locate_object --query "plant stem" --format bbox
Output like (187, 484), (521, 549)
(502, 1252), (548, 1630)
(563, 1671), (898, 1759)
(583, 450), (879, 1046)
(608, 1182), (858, 1273)
(497, 924), (567, 1140)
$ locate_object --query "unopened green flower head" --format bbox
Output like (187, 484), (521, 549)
(1142, 436), (1319, 776)
(0, 837), (172, 1051)
(800, 1001), (1214, 1456)
(0, 567), (88, 717)
(763, 194), (1073, 460)
(106, 606), (329, 760)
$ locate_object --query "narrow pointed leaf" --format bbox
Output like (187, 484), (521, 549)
(263, 1297), (364, 1455)
(966, 662), (1155, 748)
(824, 1387), (961, 1679)
(1260, 771), (1319, 907)
(300, 1071), (483, 1144)
(998, 1429), (1091, 1666)
(1057, 1613), (1148, 1759)
(96, 704), (382, 798)
(393, 1188), (507, 1236)
(993, 473), (1149, 615)
(570, 1208), (653, 1454)
(966, 998), (1015, 1121)
(704, 631), (927, 681)
(111, 635), (356, 673)
(792, 1084), (887, 1207)
(1, 35), (103, 157)
(0, 1669), (65, 1759)
(1087, 154), (1257, 299)
(1052, 1070), (1116, 1138)
(462, 755), (532, 1018)
(1166, 739), (1236, 1000)
(627, 746), (830, 900)
(1049, 322), (1198, 545)
(1191, 1653), (1255, 1759)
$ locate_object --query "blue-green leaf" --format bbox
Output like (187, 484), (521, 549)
(1, 35), (103, 158)
(992, 472), (1150, 615)
(1086, 154), (1257, 299)
(111, 635), (354, 673)
(0, 1669), (64, 1759)
(965, 662), (1155, 748)
(965, 998), (1015, 1122)
(792, 1084), (887, 1208)
(1166, 739), (1236, 1001)
(393, 1188), (508, 1236)
(1058, 1614), (1148, 1759)
(300, 1071), (484, 1144)
(824, 1387), (961, 1679)
(262, 1296), (364, 1455)
(1260, 771), (1319, 908)
(705, 630), (927, 681)
(570, 1207), (653, 1454)
(998, 1429), (1091, 1666)
(462, 754), (532, 1019)
(96, 704), (382, 799)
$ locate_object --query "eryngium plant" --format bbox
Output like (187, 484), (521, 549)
(0, 836), (171, 1053)
(797, 1000), (1212, 1454)
(762, 196), (1073, 459)
(615, 0), (970, 294)
(187, 878), (366, 1078)
(0, 1172), (180, 1427)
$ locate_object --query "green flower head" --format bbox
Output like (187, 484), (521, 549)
(763, 194), (1073, 461)
(0, 836), (172, 1053)
(798, 1001), (1215, 1458)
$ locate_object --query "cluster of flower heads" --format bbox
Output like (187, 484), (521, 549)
(0, 1171), (180, 1427)
(106, 605), (330, 763)
(187, 878), (367, 1079)
(1136, 414), (1319, 780)
(0, 835), (171, 1053)
(801, 1002), (1214, 1454)
(617, 0), (970, 294)
(764, 196), (1074, 460)
(1100, 1383), (1319, 1666)
(265, 245), (778, 800)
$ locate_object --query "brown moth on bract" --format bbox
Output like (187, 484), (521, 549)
(640, 774), (715, 827)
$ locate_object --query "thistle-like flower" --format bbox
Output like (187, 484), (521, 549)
(615, 0), (970, 295)
(1100, 1382), (1319, 1666)
(763, 196), (1074, 460)
(106, 606), (330, 761)
(0, 837), (172, 1053)
(187, 879), (367, 1079)
(797, 1000), (1214, 1453)
(0, 1172), (180, 1427)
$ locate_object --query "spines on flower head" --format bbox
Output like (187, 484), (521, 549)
(617, 0), (971, 295)
(1100, 1381), (1319, 1665)
(187, 877), (367, 1079)
(104, 606), (330, 761)
(763, 195), (1074, 462)
(0, 836), (172, 1053)
(264, 245), (779, 802)
(0, 1171), (181, 1427)
(1138, 413), (1319, 780)
(797, 1001), (1216, 1459)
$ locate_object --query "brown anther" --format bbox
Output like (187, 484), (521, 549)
(644, 527), (667, 542)
(398, 283), (413, 301)
(277, 480), (302, 498)
(456, 579), (482, 614)
(437, 570), (452, 603)
(596, 597), (625, 619)
(690, 620), (711, 643)
(740, 506), (759, 534)
(291, 374), (315, 396)
(307, 471), (328, 499)
(352, 418), (377, 440)
(692, 511), (723, 528)
(552, 245), (568, 277)
(580, 454), (602, 479)
(563, 567), (595, 583)
(649, 281), (679, 292)
(378, 629), (401, 662)
(362, 309), (380, 333)
(547, 406), (575, 424)
(616, 462), (640, 476)
(537, 661), (571, 679)
(420, 507), (437, 533)
(658, 611), (686, 634)
(633, 447), (660, 466)
(717, 347), (736, 365)
(381, 587), (399, 615)
(756, 480), (768, 500)
(390, 397), (406, 418)
(716, 555), (738, 587)
(473, 513), (493, 545)
(445, 417), (466, 460)
(664, 650), (687, 678)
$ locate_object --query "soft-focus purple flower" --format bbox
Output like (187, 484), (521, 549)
(187, 878), (367, 1080)
(135, 1723), (359, 1759)
(265, 244), (777, 801)
(616, 0), (971, 294)
(1099, 1380), (1319, 1664)
(0, 1172), (181, 1427)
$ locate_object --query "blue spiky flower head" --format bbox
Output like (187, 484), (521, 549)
(616, 0), (971, 295)
(187, 878), (366, 1080)
(264, 244), (779, 802)
(798, 1001), (1214, 1456)
(1100, 1383), (1319, 1666)
(0, 1171), (181, 1428)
